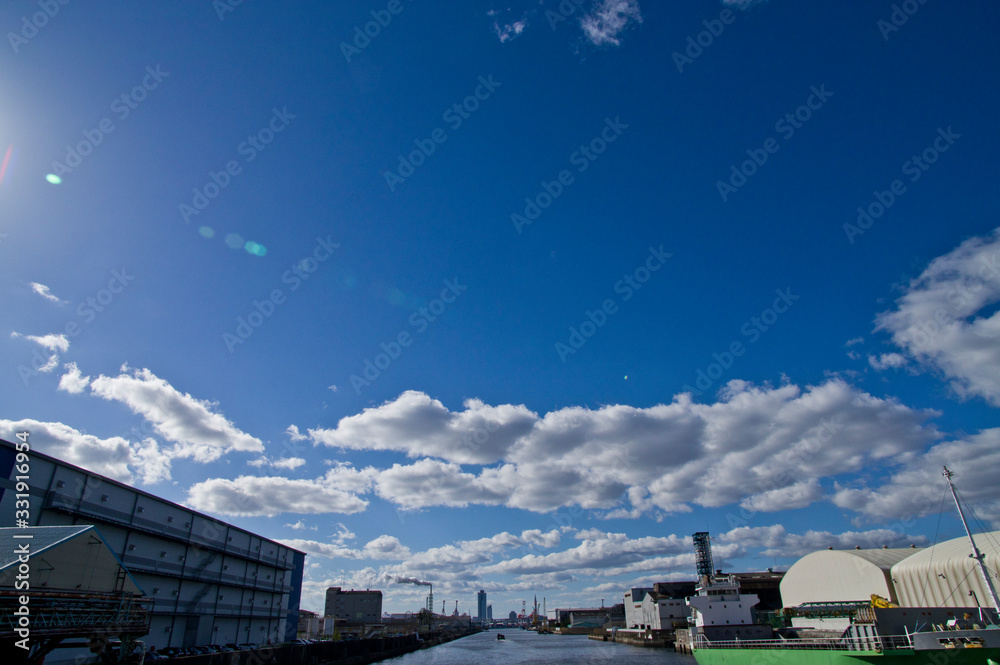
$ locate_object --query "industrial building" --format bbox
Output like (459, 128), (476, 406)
(780, 532), (1000, 611)
(891, 531), (1000, 608)
(637, 592), (688, 630)
(0, 438), (305, 653)
(624, 587), (653, 628)
(624, 583), (697, 630)
(780, 547), (918, 607)
(324, 587), (382, 624)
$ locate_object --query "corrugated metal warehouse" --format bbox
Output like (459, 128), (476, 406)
(891, 530), (1000, 608)
(780, 531), (1000, 609)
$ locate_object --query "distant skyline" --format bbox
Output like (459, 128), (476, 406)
(2, 0), (1000, 615)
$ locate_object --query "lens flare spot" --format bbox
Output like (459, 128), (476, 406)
(46, 174), (62, 185)
(387, 288), (406, 306)
(199, 226), (215, 238)
(244, 241), (267, 257)
(0, 146), (13, 186)
(225, 233), (244, 249)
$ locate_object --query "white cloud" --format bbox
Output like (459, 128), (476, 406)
(185, 466), (376, 517)
(308, 391), (537, 464)
(479, 531), (691, 576)
(284, 520), (317, 531)
(0, 418), (170, 484)
(493, 17), (527, 43)
(831, 428), (1000, 526)
(89, 366), (263, 462)
(316, 380), (938, 516)
(738, 479), (823, 513)
(720, 524), (927, 558)
(286, 424), (308, 441)
(376, 459), (510, 509)
(248, 456), (306, 470)
(876, 227), (1000, 405)
(58, 362), (91, 394)
(279, 538), (362, 559)
(278, 535), (409, 560)
(332, 523), (356, 544)
(39, 354), (59, 372)
(362, 535), (411, 560)
(845, 337), (865, 346)
(11, 332), (68, 373)
(868, 353), (909, 371)
(133, 438), (173, 484)
(11, 332), (69, 353)
(579, 0), (642, 47)
(30, 282), (68, 305)
(520, 528), (561, 548)
(404, 532), (526, 570)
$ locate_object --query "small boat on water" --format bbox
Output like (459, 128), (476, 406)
(496, 633), (505, 640)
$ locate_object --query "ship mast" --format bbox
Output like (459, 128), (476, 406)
(943, 466), (1000, 613)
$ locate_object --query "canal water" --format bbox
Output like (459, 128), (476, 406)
(383, 630), (698, 665)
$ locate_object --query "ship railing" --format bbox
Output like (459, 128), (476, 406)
(694, 634), (915, 651)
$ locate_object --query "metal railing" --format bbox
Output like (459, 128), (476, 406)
(694, 634), (915, 651)
(0, 590), (151, 639)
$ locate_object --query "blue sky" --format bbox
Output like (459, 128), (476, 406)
(3, 0), (1000, 616)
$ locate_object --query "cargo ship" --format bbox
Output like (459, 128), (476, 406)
(688, 468), (1000, 665)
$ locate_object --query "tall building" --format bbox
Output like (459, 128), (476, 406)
(477, 589), (487, 621)
(487, 603), (493, 620)
(0, 439), (305, 651)
(324, 587), (382, 624)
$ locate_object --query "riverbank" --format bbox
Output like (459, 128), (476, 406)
(147, 630), (480, 665)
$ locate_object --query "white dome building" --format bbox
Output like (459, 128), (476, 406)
(780, 547), (921, 608)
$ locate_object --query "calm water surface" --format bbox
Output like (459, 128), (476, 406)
(382, 630), (698, 665)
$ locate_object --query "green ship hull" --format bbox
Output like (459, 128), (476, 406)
(693, 647), (1000, 665)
